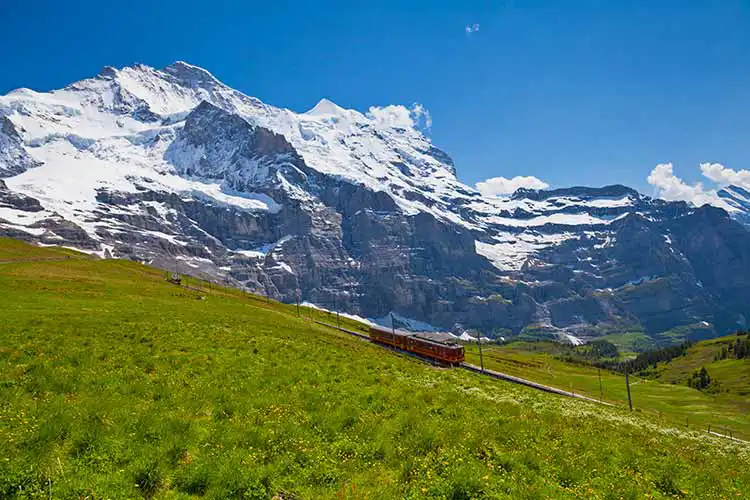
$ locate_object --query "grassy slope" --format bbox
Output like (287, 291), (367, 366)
(648, 335), (750, 416)
(0, 240), (748, 499)
(651, 335), (750, 389)
(0, 238), (85, 261)
(464, 341), (750, 440)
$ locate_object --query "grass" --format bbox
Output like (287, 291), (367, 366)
(0, 238), (86, 261)
(651, 335), (750, 392)
(598, 332), (657, 354)
(1, 238), (749, 498)
(636, 334), (750, 422)
(464, 341), (750, 440)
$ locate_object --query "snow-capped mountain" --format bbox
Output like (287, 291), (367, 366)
(718, 185), (750, 226)
(2, 61), (750, 345)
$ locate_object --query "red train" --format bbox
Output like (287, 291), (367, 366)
(368, 325), (465, 365)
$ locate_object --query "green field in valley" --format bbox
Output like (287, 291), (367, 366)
(1, 238), (749, 498)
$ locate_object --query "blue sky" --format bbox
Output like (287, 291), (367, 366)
(2, 0), (749, 195)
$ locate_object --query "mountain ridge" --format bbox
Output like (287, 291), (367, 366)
(1, 61), (750, 343)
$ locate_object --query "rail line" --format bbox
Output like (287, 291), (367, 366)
(314, 320), (610, 405)
(459, 362), (611, 405)
(313, 320), (370, 340)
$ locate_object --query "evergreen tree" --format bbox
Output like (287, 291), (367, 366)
(688, 366), (711, 390)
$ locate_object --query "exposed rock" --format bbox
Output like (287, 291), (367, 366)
(0, 116), (41, 177)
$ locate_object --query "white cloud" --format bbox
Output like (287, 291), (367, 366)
(367, 103), (432, 130)
(699, 162), (750, 189)
(465, 23), (480, 35)
(476, 176), (549, 197)
(646, 162), (731, 209)
(410, 103), (432, 129)
(367, 105), (412, 128)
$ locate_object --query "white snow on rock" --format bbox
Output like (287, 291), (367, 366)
(0, 61), (469, 243)
(456, 331), (492, 342)
(0, 61), (682, 274)
(475, 232), (578, 271)
(563, 333), (584, 346)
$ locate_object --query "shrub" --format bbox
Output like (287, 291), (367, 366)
(134, 461), (163, 499)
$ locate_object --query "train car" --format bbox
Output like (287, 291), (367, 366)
(368, 325), (410, 350)
(369, 325), (465, 365)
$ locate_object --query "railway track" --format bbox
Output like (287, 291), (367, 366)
(313, 320), (370, 340)
(459, 362), (611, 405)
(314, 320), (610, 405)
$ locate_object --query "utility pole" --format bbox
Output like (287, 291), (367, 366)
(598, 367), (604, 401)
(390, 312), (396, 335)
(625, 366), (633, 412)
(477, 332), (485, 373)
(295, 289), (300, 317)
(334, 295), (340, 327)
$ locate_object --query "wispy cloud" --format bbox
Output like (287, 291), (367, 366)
(465, 23), (480, 35)
(476, 175), (549, 197)
(410, 103), (432, 129)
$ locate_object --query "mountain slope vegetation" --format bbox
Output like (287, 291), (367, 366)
(639, 333), (750, 397)
(0, 239), (748, 498)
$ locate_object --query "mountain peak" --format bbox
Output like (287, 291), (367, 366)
(162, 61), (221, 87)
(306, 98), (348, 116)
(98, 65), (119, 79)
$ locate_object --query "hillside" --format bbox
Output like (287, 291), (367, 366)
(3, 62), (750, 344)
(1, 239), (748, 498)
(644, 334), (750, 397)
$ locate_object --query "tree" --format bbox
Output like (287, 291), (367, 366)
(688, 366), (711, 390)
(588, 340), (619, 360)
(621, 341), (692, 374)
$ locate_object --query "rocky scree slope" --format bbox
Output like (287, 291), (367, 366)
(1, 61), (749, 343)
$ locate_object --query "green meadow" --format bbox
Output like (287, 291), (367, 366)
(463, 342), (750, 440)
(0, 238), (748, 498)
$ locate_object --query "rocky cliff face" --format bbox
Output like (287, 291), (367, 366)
(1, 61), (749, 345)
(0, 116), (41, 177)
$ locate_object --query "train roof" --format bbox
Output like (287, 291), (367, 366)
(370, 325), (412, 337)
(412, 332), (460, 346)
(370, 325), (462, 349)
